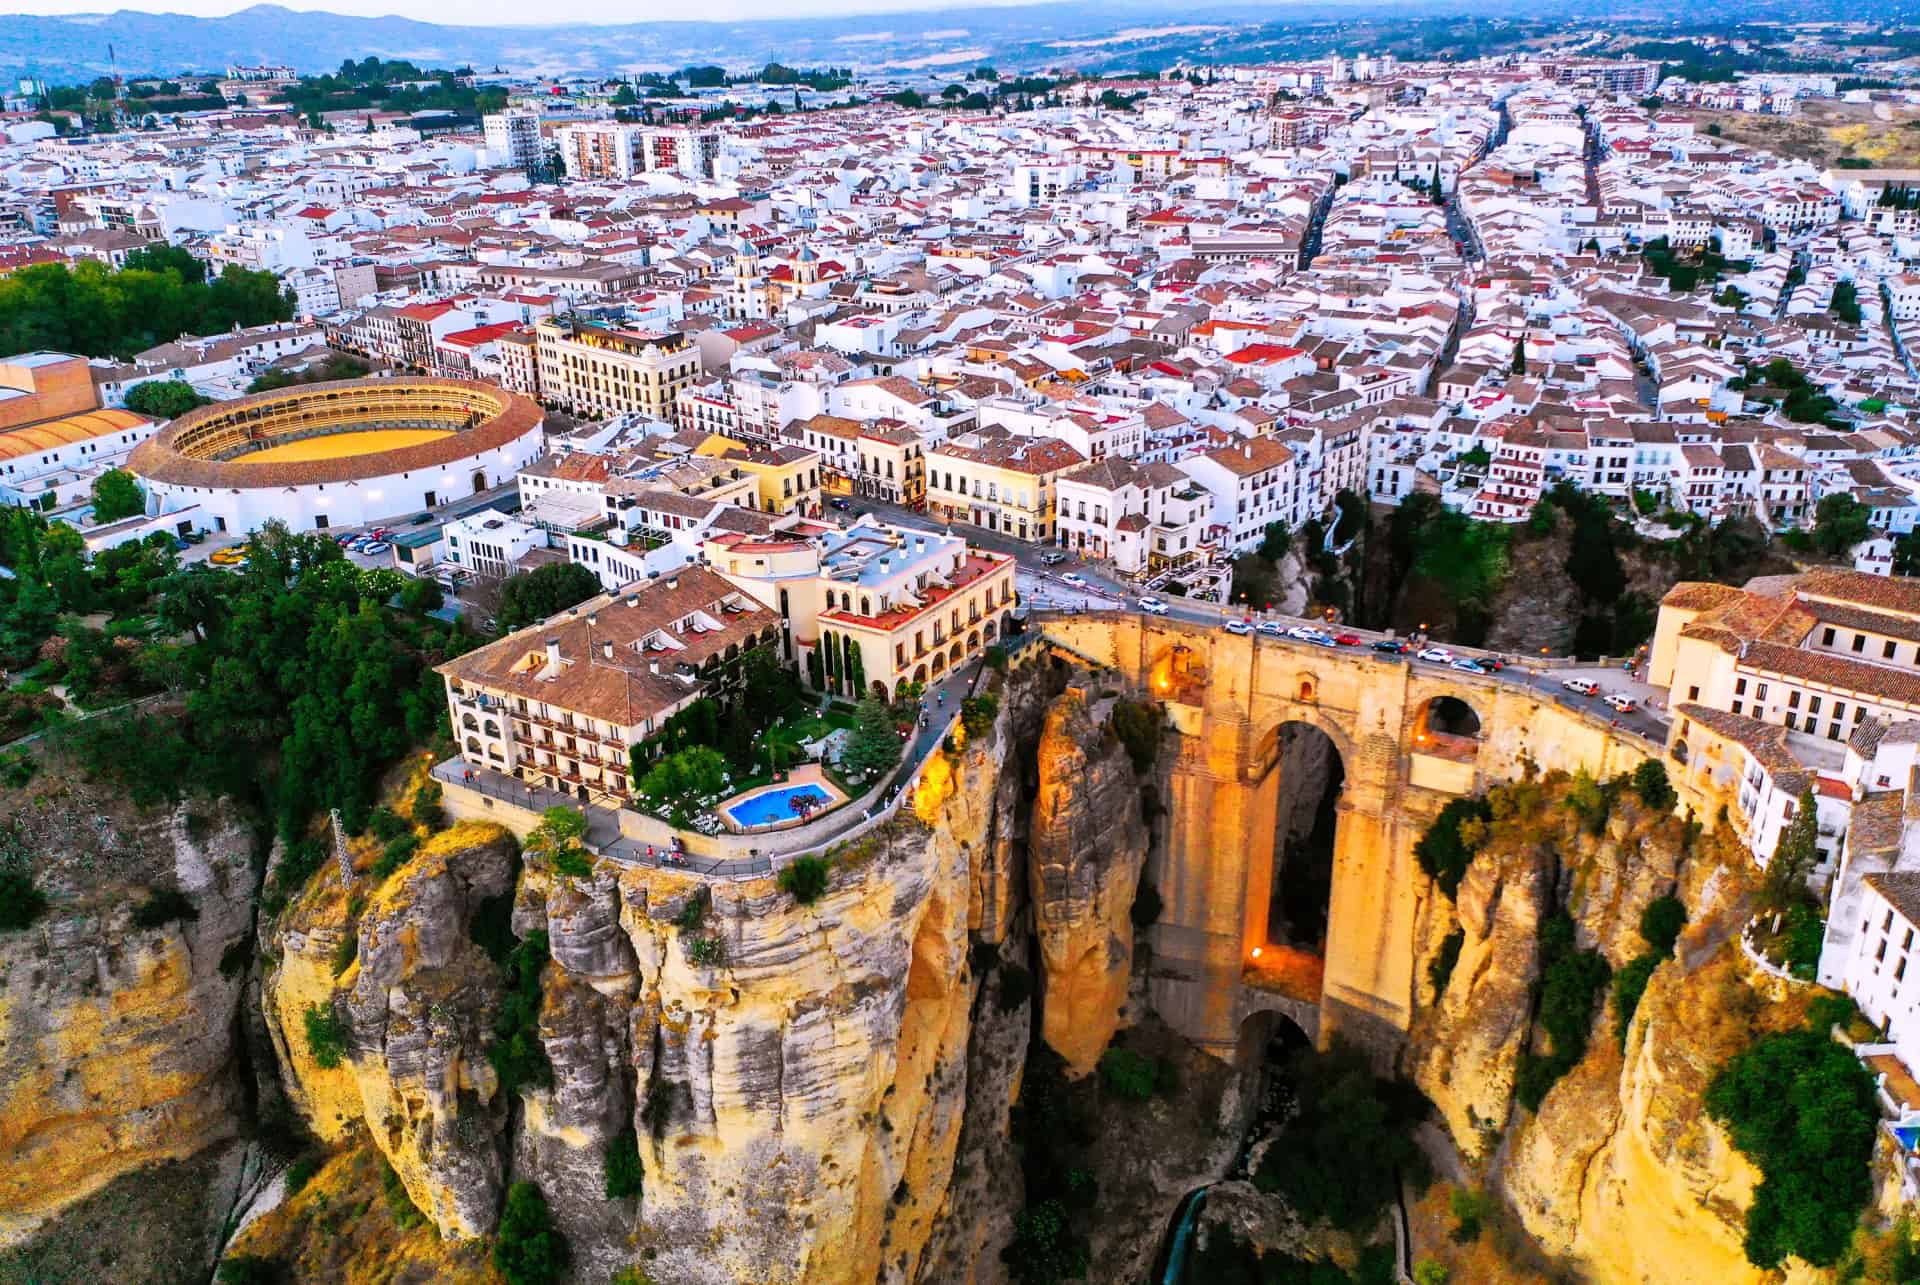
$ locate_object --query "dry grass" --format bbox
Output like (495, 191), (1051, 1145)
(1690, 100), (1920, 169)
(0, 1148), (232, 1285)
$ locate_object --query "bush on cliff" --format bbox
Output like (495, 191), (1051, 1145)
(605, 1125), (644, 1199)
(303, 1002), (350, 1069)
(778, 854), (831, 905)
(1252, 1040), (1431, 1231)
(493, 1181), (568, 1285)
(1706, 1023), (1877, 1268)
(1613, 894), (1689, 1050)
(1516, 911), (1610, 1112)
(487, 930), (553, 1096)
(1414, 796), (1491, 898)
(0, 862), (48, 931)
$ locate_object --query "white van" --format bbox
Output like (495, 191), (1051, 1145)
(1561, 677), (1600, 697)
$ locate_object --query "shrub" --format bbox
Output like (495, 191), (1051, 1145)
(411, 779), (445, 830)
(550, 848), (592, 879)
(1639, 894), (1687, 957)
(1111, 699), (1163, 773)
(283, 1153), (321, 1194)
(373, 832), (418, 879)
(260, 837), (327, 918)
(1428, 927), (1465, 997)
(1611, 953), (1660, 1050)
(1706, 1026), (1877, 1268)
(961, 694), (999, 739)
(983, 644), (1008, 670)
(1783, 903), (1825, 979)
(216, 1256), (285, 1285)
(604, 1125), (643, 1199)
(303, 1002), (350, 1069)
(0, 860), (47, 932)
(1414, 1259), (1451, 1285)
(330, 930), (359, 977)
(686, 935), (725, 967)
(1805, 991), (1860, 1034)
(1097, 1047), (1162, 1100)
(1449, 1186), (1491, 1244)
(367, 807), (409, 841)
(131, 886), (197, 928)
(778, 855), (831, 905)
(1415, 796), (1492, 898)
(493, 1181), (569, 1285)
(1251, 1040), (1431, 1231)
(381, 1157), (429, 1229)
(1517, 912), (1610, 1112)
(487, 931), (552, 1096)
(671, 887), (709, 931)
(1630, 759), (1675, 811)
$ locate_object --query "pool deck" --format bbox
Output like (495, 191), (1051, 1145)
(721, 765), (847, 833)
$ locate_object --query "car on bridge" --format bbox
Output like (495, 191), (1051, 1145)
(1061, 572), (1087, 588)
(1224, 618), (1253, 635)
(1417, 646), (1454, 664)
(1604, 693), (1637, 714)
(1330, 632), (1361, 646)
(1450, 657), (1491, 674)
(1256, 621), (1285, 638)
(1371, 639), (1410, 655)
(1138, 596), (1170, 615)
(1562, 677), (1600, 697)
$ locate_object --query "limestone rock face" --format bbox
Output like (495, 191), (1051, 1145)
(263, 823), (517, 1238)
(0, 795), (257, 1243)
(1028, 690), (1149, 1075)
(1500, 951), (1773, 1285)
(1409, 839), (1552, 1155)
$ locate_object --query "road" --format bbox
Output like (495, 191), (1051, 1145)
(839, 497), (1672, 743)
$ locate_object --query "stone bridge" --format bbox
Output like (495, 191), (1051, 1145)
(1032, 612), (1653, 1061)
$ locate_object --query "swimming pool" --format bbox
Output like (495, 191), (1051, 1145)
(724, 783), (835, 827)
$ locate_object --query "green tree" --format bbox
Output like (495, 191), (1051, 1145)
(603, 1125), (643, 1199)
(637, 746), (728, 825)
(1630, 759), (1675, 811)
(123, 378), (208, 418)
(841, 694), (901, 778)
(304, 1002), (350, 1069)
(493, 1181), (569, 1285)
(1811, 493), (1873, 557)
(1758, 787), (1819, 924)
(399, 576), (444, 613)
(122, 241), (207, 284)
(778, 854), (831, 905)
(495, 561), (602, 632)
(1510, 336), (1526, 374)
(1832, 279), (1863, 325)
(1706, 1026), (1877, 1268)
(1415, 796), (1491, 898)
(90, 467), (145, 522)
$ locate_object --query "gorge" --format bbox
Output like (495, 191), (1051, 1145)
(0, 614), (1896, 1284)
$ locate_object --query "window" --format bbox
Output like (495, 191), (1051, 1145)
(1735, 678), (1747, 696)
(1887, 640), (1900, 660)
(1757, 683), (1769, 701)
(1689, 684), (1700, 700)
(1854, 634), (1868, 653)
(1784, 713), (1797, 731)
(1822, 627), (1836, 646)
(1788, 691), (1800, 708)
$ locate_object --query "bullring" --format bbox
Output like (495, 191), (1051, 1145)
(128, 376), (545, 533)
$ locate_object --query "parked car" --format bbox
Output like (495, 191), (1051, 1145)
(1040, 552), (1067, 565)
(1138, 596), (1170, 615)
(1417, 646), (1454, 664)
(361, 541), (390, 556)
(1061, 572), (1087, 588)
(1562, 677), (1600, 697)
(829, 498), (853, 512)
(1450, 657), (1490, 674)
(334, 533), (356, 545)
(1224, 618), (1253, 635)
(1370, 639), (1410, 655)
(1256, 620), (1285, 637)
(1285, 625), (1322, 642)
(1331, 632), (1361, 647)
(1604, 693), (1637, 714)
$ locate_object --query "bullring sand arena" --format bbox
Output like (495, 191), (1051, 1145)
(241, 427), (453, 463)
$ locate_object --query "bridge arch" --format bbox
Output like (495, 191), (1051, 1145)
(1241, 717), (1345, 1014)
(1416, 693), (1483, 740)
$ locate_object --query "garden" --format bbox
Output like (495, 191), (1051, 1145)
(625, 652), (916, 835)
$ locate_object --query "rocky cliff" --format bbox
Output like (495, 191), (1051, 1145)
(1027, 688), (1149, 1076)
(1406, 774), (1840, 1285)
(0, 765), (258, 1246)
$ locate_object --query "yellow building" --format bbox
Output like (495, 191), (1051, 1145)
(689, 433), (823, 516)
(927, 429), (1086, 542)
(533, 318), (699, 420)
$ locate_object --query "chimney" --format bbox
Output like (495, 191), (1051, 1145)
(601, 640), (614, 660)
(544, 638), (560, 670)
(1244, 443), (1253, 459)
(586, 611), (598, 627)
(648, 659), (660, 674)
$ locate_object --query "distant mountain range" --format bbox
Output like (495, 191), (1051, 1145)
(0, 0), (1878, 84)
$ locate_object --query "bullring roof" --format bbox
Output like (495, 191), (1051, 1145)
(127, 377), (542, 490)
(0, 408), (149, 462)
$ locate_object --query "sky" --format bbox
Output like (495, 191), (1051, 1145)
(0, 0), (1050, 22)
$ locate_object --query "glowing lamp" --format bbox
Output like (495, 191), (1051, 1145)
(1250, 946), (1263, 959)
